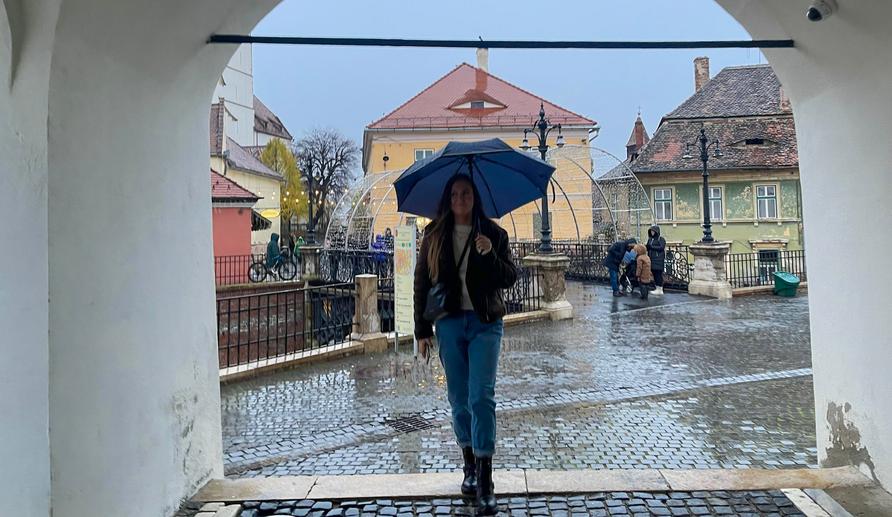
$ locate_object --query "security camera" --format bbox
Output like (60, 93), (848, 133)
(806, 0), (837, 22)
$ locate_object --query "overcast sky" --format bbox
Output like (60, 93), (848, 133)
(251, 0), (764, 168)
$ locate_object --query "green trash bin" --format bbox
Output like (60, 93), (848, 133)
(772, 271), (800, 297)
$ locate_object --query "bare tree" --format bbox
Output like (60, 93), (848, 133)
(293, 128), (359, 237)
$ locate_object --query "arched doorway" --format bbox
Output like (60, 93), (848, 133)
(3, 4), (892, 517)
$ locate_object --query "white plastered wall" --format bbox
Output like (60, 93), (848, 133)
(0, 1), (278, 516)
(718, 0), (892, 490)
(0, 2), (60, 517)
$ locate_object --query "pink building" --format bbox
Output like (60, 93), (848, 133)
(211, 170), (267, 284)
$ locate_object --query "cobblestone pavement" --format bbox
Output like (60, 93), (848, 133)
(178, 491), (807, 517)
(222, 283), (815, 477)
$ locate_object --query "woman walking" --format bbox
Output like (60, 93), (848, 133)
(414, 175), (517, 514)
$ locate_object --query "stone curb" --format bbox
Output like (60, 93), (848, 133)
(193, 466), (872, 502)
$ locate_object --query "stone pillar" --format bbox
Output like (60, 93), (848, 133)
(688, 242), (733, 300)
(300, 245), (323, 282)
(522, 254), (573, 321)
(351, 274), (388, 353)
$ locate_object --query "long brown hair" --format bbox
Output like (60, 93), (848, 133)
(425, 174), (487, 281)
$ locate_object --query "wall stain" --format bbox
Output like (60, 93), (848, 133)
(824, 401), (879, 483)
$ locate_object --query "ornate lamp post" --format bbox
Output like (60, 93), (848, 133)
(299, 158), (317, 245)
(683, 127), (723, 243)
(521, 103), (564, 254)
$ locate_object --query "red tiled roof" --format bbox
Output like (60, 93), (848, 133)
(211, 170), (260, 202)
(632, 117), (798, 173)
(368, 63), (595, 129)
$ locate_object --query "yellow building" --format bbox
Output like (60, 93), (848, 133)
(361, 52), (597, 241)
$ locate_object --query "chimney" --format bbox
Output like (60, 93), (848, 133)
(694, 56), (710, 92)
(476, 47), (489, 72)
(779, 86), (792, 112)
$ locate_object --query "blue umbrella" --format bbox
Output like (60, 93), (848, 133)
(394, 138), (556, 219)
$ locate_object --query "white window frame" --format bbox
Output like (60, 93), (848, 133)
(708, 186), (724, 222)
(652, 187), (673, 222)
(414, 148), (434, 162)
(756, 184), (779, 220)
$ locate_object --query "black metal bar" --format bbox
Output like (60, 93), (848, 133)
(208, 35), (794, 49)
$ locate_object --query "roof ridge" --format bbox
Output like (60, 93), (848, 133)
(368, 63), (468, 128)
(368, 62), (595, 128)
(724, 64), (772, 70)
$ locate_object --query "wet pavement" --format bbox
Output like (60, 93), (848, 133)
(221, 283), (815, 478)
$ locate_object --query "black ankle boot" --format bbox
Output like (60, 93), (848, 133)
(475, 456), (498, 515)
(460, 446), (477, 495)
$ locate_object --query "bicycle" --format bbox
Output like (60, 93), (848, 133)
(247, 254), (298, 283)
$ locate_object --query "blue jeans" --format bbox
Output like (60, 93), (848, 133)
(435, 311), (503, 457)
(608, 267), (620, 292)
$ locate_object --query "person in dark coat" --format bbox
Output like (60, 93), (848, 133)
(646, 225), (667, 296)
(384, 227), (394, 252)
(603, 238), (637, 296)
(265, 233), (282, 269)
(413, 174), (517, 514)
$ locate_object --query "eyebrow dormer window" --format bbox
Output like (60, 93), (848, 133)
(745, 138), (765, 145)
(470, 101), (485, 109)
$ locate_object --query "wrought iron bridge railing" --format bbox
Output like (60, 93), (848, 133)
(508, 241), (691, 290)
(216, 282), (355, 369)
(726, 249), (807, 289)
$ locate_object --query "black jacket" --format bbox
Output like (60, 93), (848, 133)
(413, 218), (517, 339)
(603, 238), (637, 270)
(646, 225), (667, 270)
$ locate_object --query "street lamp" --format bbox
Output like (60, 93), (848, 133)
(521, 103), (564, 254)
(299, 158), (317, 245)
(683, 127), (723, 243)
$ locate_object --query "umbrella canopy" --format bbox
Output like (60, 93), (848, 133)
(394, 138), (555, 219)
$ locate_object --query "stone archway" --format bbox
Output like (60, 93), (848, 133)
(3, 3), (892, 517)
(1, 1), (280, 516)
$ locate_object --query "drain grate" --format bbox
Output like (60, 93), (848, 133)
(384, 414), (438, 434)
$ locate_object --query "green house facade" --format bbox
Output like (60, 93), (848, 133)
(639, 173), (803, 253)
(629, 60), (803, 255)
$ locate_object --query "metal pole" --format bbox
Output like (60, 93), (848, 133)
(208, 35), (796, 50)
(699, 128), (714, 243)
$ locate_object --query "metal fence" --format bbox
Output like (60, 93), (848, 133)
(373, 261), (540, 334)
(726, 249), (807, 289)
(504, 265), (542, 314)
(215, 254), (302, 286)
(216, 282), (355, 368)
(509, 241), (691, 290)
(378, 276), (396, 333)
(320, 249), (393, 284)
(214, 255), (261, 286)
(663, 246), (692, 290)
